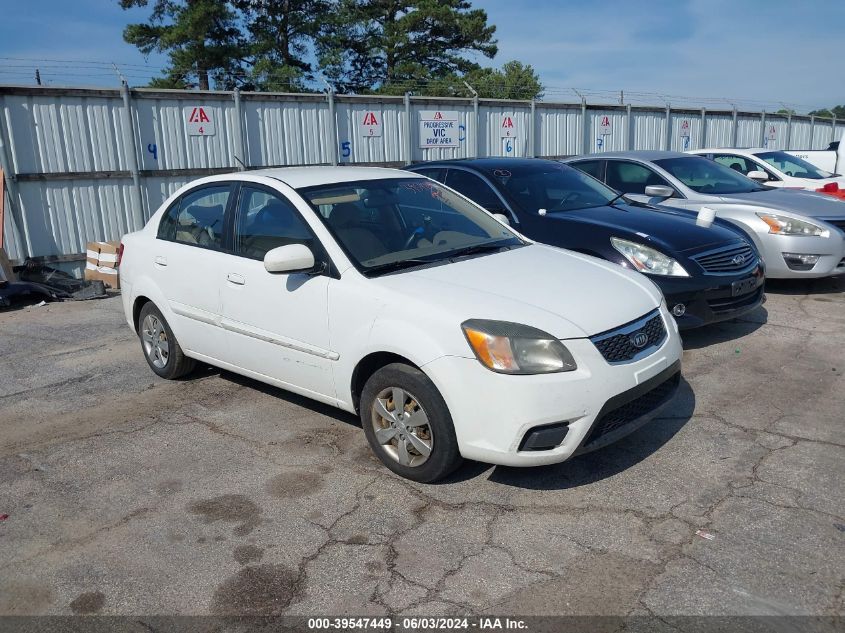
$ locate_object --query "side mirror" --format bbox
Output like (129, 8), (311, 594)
(746, 170), (769, 182)
(263, 244), (316, 274)
(644, 185), (674, 199)
(492, 213), (511, 226)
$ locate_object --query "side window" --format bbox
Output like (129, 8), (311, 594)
(445, 170), (503, 211)
(713, 155), (753, 175)
(158, 185), (231, 248)
(235, 186), (315, 260)
(713, 154), (778, 181)
(606, 161), (672, 195)
(572, 160), (604, 181)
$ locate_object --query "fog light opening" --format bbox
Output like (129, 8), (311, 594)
(782, 252), (820, 271)
(671, 303), (686, 317)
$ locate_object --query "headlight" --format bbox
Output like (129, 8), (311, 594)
(757, 213), (830, 237)
(461, 319), (577, 374)
(610, 237), (689, 277)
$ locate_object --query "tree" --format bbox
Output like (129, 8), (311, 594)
(377, 60), (543, 100)
(318, 0), (497, 94)
(809, 105), (845, 119)
(120, 0), (246, 90)
(235, 0), (328, 91)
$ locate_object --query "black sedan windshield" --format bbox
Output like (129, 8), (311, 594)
(484, 163), (620, 212)
(655, 156), (767, 194)
(299, 178), (522, 275)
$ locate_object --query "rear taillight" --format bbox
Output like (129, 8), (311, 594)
(117, 242), (124, 267)
(817, 182), (840, 193)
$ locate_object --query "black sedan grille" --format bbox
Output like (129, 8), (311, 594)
(692, 243), (757, 273)
(582, 371), (681, 448)
(591, 311), (666, 364)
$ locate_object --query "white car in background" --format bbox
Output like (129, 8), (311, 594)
(689, 147), (845, 199)
(118, 167), (682, 482)
(564, 152), (845, 279)
(787, 132), (845, 175)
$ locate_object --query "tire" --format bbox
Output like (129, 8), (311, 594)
(360, 363), (462, 483)
(137, 302), (196, 380)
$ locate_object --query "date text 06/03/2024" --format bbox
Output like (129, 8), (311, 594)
(307, 617), (529, 630)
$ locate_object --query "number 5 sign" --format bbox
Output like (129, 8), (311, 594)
(186, 106), (215, 136)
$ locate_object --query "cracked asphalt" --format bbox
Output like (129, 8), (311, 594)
(0, 278), (843, 618)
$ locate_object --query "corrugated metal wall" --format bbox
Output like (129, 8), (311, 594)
(0, 85), (841, 263)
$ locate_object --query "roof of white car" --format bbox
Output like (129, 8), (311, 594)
(246, 166), (422, 189)
(570, 150), (689, 161)
(691, 148), (771, 155)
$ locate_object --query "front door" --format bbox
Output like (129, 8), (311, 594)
(219, 183), (336, 400)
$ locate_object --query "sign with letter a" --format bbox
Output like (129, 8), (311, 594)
(186, 106), (215, 136)
(598, 115), (612, 136)
(359, 111), (382, 137)
(500, 114), (518, 138)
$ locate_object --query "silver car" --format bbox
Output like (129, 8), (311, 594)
(563, 151), (845, 279)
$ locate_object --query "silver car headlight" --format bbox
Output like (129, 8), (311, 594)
(756, 213), (830, 237)
(610, 237), (690, 277)
(461, 319), (577, 374)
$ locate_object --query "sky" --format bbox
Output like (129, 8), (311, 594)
(0, 0), (841, 112)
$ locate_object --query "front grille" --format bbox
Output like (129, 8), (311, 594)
(591, 311), (666, 364)
(707, 286), (764, 313)
(582, 371), (681, 448)
(692, 243), (757, 273)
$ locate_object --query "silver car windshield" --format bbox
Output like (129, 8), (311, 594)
(299, 178), (523, 274)
(754, 151), (834, 180)
(654, 157), (768, 194)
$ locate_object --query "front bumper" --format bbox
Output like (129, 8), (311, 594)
(755, 231), (845, 279)
(422, 305), (684, 467)
(656, 265), (766, 330)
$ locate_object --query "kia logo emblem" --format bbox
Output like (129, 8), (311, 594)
(630, 332), (649, 349)
(732, 254), (746, 265)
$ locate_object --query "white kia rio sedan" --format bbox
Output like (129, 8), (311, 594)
(119, 167), (683, 482)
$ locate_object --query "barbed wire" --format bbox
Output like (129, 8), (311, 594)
(0, 56), (832, 115)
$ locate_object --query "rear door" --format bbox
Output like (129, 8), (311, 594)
(153, 182), (235, 360)
(218, 183), (336, 400)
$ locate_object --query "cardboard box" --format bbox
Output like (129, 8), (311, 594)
(84, 240), (121, 289)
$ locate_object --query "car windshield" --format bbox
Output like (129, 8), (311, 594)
(754, 151), (833, 179)
(654, 156), (768, 194)
(299, 177), (523, 275)
(483, 162), (620, 212)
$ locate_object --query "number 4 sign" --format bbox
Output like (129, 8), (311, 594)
(186, 106), (215, 136)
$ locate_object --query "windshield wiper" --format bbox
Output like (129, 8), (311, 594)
(446, 241), (514, 260)
(364, 258), (437, 276)
(606, 192), (627, 207)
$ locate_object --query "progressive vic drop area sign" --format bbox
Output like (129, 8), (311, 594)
(419, 110), (459, 148)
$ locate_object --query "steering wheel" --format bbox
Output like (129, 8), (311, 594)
(403, 227), (425, 250)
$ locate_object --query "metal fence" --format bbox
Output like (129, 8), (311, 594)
(1, 84), (843, 264)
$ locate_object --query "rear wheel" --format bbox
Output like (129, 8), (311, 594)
(138, 302), (195, 379)
(360, 363), (462, 483)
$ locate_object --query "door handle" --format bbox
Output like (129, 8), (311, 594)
(154, 256), (167, 267)
(227, 273), (245, 286)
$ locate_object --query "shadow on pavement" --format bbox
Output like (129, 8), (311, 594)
(680, 306), (767, 350)
(478, 377), (696, 490)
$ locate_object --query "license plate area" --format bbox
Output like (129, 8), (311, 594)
(732, 277), (759, 296)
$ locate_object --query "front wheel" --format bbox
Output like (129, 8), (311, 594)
(138, 302), (196, 380)
(360, 363), (462, 483)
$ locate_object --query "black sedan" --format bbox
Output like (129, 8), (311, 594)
(405, 158), (765, 329)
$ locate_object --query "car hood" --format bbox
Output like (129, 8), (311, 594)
(371, 243), (662, 340)
(547, 202), (745, 253)
(714, 189), (845, 219)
